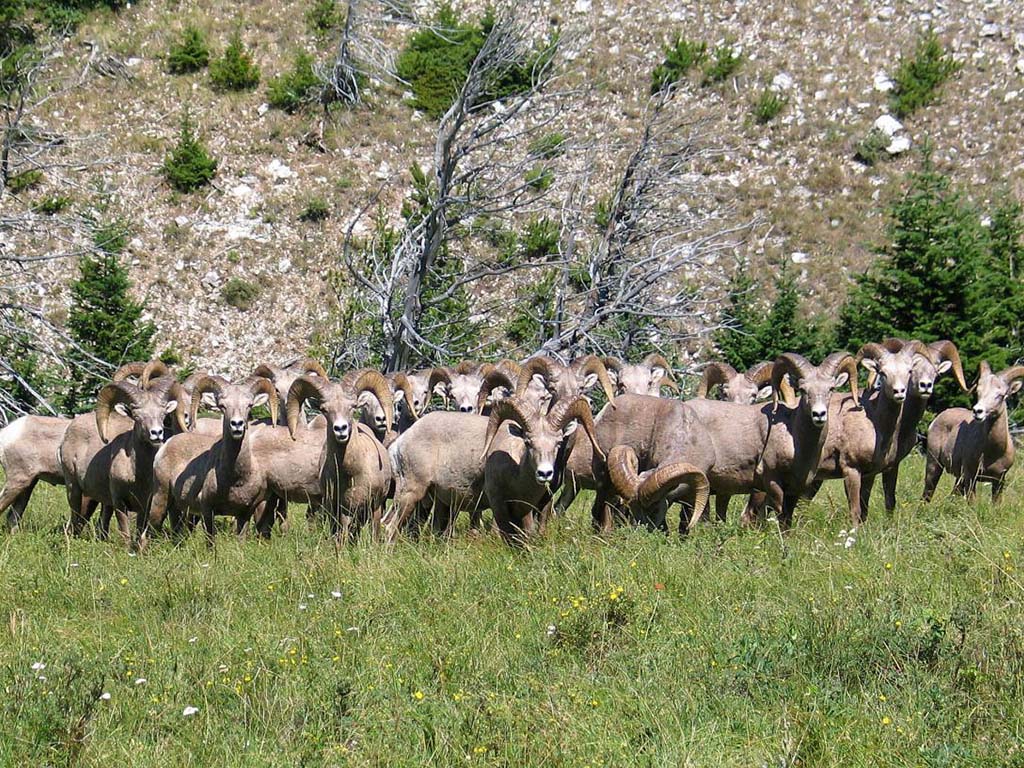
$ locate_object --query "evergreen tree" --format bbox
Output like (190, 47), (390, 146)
(0, 327), (56, 415)
(714, 260), (763, 369)
(63, 222), (155, 414)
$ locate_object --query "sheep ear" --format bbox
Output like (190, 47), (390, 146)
(164, 400), (179, 414)
(201, 392), (218, 408)
(833, 372), (849, 389)
(507, 423), (524, 438)
(861, 359), (879, 373)
(432, 382), (449, 396)
(606, 369), (619, 385)
(562, 420), (579, 437)
(581, 372), (599, 391)
(1010, 380), (1023, 395)
(756, 385), (773, 401)
(253, 393), (270, 408)
(393, 389), (407, 404)
(114, 402), (131, 417)
(356, 391), (375, 408)
(650, 366), (666, 382)
(937, 361), (953, 375)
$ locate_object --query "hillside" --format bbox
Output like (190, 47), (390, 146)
(4, 0), (1024, 374)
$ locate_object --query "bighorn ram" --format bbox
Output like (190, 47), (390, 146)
(0, 415), (70, 530)
(481, 396), (602, 543)
(428, 362), (492, 413)
(697, 361), (775, 405)
(603, 353), (680, 396)
(253, 358), (329, 424)
(59, 374), (187, 540)
(146, 376), (279, 542)
(607, 445), (709, 529)
(923, 362), (1023, 502)
(283, 372), (393, 540)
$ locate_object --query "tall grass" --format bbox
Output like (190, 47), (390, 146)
(2, 457), (1023, 765)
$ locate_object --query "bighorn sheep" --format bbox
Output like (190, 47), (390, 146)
(923, 362), (1023, 503)
(603, 353), (680, 396)
(428, 362), (492, 413)
(607, 445), (709, 528)
(253, 358), (329, 424)
(0, 415), (71, 530)
(481, 396), (603, 543)
(59, 375), (187, 540)
(283, 372), (393, 540)
(146, 376), (279, 542)
(697, 361), (775, 405)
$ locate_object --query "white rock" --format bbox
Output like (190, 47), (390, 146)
(266, 159), (295, 182)
(1006, 91), (1019, 103)
(230, 183), (254, 200)
(608, 44), (619, 56)
(791, 251), (810, 264)
(573, 0), (591, 13)
(201, 270), (220, 289)
(257, 103), (269, 117)
(182, 706), (199, 717)
(174, 215), (189, 228)
(771, 72), (794, 91)
(874, 114), (903, 137)
(373, 161), (391, 180)
(980, 23), (1000, 38)
(886, 135), (912, 154)
(877, 6), (894, 19)
(126, 57), (142, 67)
(277, 257), (292, 273)
(129, 237), (144, 251)
(175, 259), (185, 271)
(1016, 59), (1024, 75)
(873, 71), (894, 92)
(1015, 32), (1024, 53)
(814, 89), (827, 100)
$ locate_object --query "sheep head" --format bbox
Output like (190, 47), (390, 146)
(857, 341), (928, 404)
(253, 358), (328, 413)
(771, 352), (857, 426)
(388, 373), (419, 420)
(483, 396), (602, 485)
(972, 362), (1024, 421)
(699, 361), (774, 404)
(96, 380), (187, 446)
(607, 445), (709, 525)
(476, 368), (517, 413)
(191, 376), (278, 442)
(402, 370), (434, 417)
(605, 353), (678, 396)
(287, 371), (392, 444)
(907, 339), (969, 397)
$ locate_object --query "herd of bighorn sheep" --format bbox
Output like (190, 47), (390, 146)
(0, 341), (1017, 547)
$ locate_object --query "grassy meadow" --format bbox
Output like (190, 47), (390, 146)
(2, 457), (1023, 766)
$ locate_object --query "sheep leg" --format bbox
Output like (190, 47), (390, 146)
(590, 488), (613, 533)
(254, 497), (278, 539)
(858, 474), (875, 522)
(370, 503), (383, 542)
(385, 486), (423, 542)
(430, 501), (453, 537)
(766, 482), (788, 528)
(67, 487), (96, 537)
(713, 494), (730, 523)
(112, 507), (132, 545)
(537, 493), (554, 534)
(739, 492), (767, 528)
(201, 510), (216, 546)
(2, 479), (36, 531)
(992, 475), (1006, 504)
(881, 467), (899, 514)
(922, 452), (943, 502)
(843, 469), (864, 526)
(554, 480), (577, 516)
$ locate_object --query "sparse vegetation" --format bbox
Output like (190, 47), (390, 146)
(702, 43), (743, 86)
(650, 36), (707, 93)
(162, 113), (217, 193)
(306, 0), (343, 33)
(752, 87), (787, 124)
(299, 196), (330, 222)
(267, 52), (321, 113)
(890, 30), (960, 119)
(221, 277), (261, 310)
(854, 128), (891, 166)
(209, 32), (261, 92)
(166, 25), (210, 74)
(33, 193), (71, 214)
(525, 166), (554, 192)
(528, 132), (568, 160)
(6, 168), (42, 193)
(519, 216), (559, 260)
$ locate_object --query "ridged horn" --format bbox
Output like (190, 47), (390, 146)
(744, 361), (774, 387)
(570, 354), (617, 405)
(454, 360), (479, 376)
(856, 342), (888, 364)
(160, 380), (189, 435)
(881, 337), (909, 352)
(642, 353), (679, 392)
(95, 381), (138, 444)
(285, 375), (327, 439)
(482, 396), (535, 459)
(188, 375), (229, 431)
(252, 363), (278, 381)
(514, 356), (561, 399)
(247, 376), (280, 428)
(548, 396), (604, 462)
(476, 368), (517, 413)
(819, 351), (860, 404)
(927, 340), (968, 391)
(638, 462), (710, 527)
(389, 373), (418, 419)
(697, 362), (738, 398)
(770, 354), (815, 408)
(607, 445), (642, 501)
(427, 367), (453, 402)
(140, 360), (171, 389)
(602, 356), (625, 374)
(496, 359), (522, 378)
(998, 365), (1024, 385)
(348, 370), (394, 433)
(290, 358), (328, 378)
(111, 362), (146, 383)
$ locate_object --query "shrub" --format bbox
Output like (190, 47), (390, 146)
(34, 194), (71, 214)
(528, 132), (568, 160)
(752, 88), (787, 125)
(267, 52), (321, 113)
(890, 30), (960, 119)
(650, 37), (707, 93)
(854, 128), (891, 166)
(702, 43), (743, 86)
(221, 277), (261, 310)
(209, 32), (260, 91)
(162, 113), (217, 193)
(91, 218), (131, 254)
(520, 216), (559, 260)
(306, 0), (342, 33)
(6, 169), (42, 193)
(167, 25), (210, 74)
(299, 196), (330, 222)
(525, 166), (554, 192)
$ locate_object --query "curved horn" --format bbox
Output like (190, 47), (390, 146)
(571, 354), (617, 405)
(856, 342), (888, 364)
(180, 371), (206, 396)
(881, 337), (909, 352)
(454, 360), (479, 375)
(744, 361), (774, 387)
(285, 375), (327, 439)
(697, 362), (738, 398)
(163, 381), (189, 434)
(476, 368), (517, 413)
(252, 363), (278, 381)
(389, 373), (418, 419)
(770, 354), (815, 408)
(607, 445), (642, 501)
(602, 356), (624, 374)
(427, 367), (453, 403)
(349, 370), (394, 433)
(140, 360), (171, 389)
(95, 381), (138, 444)
(642, 352), (679, 392)
(482, 396), (535, 459)
(514, 356), (561, 399)
(819, 351), (860, 404)
(292, 358), (328, 378)
(927, 340), (968, 391)
(638, 462), (710, 527)
(496, 358), (522, 378)
(248, 376), (280, 429)
(188, 375), (228, 431)
(549, 397), (604, 462)
(111, 362), (146, 383)
(998, 365), (1024, 385)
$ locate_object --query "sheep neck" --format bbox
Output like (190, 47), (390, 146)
(867, 391), (904, 466)
(218, 422), (255, 480)
(793, 407), (830, 490)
